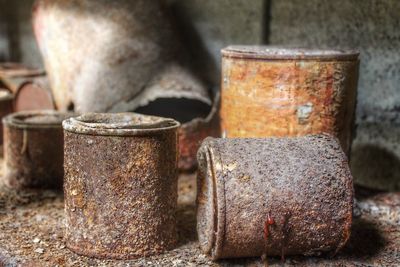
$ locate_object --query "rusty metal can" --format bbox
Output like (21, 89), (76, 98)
(62, 113), (180, 259)
(220, 46), (359, 155)
(2, 110), (75, 189)
(197, 134), (353, 260)
(0, 90), (14, 145)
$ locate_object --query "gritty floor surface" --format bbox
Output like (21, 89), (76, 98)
(0, 167), (399, 266)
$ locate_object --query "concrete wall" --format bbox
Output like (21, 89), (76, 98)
(167, 0), (265, 85)
(268, 0), (400, 190)
(0, 0), (42, 67)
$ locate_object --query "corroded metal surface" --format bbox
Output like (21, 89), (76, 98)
(2, 111), (75, 189)
(220, 46), (359, 155)
(63, 113), (180, 259)
(197, 135), (353, 260)
(0, 90), (14, 145)
(33, 0), (210, 113)
(178, 93), (220, 172)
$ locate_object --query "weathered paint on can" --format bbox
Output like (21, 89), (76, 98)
(220, 46), (359, 155)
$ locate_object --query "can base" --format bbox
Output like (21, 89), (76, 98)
(66, 242), (173, 260)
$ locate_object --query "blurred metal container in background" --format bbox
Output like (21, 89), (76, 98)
(220, 46), (359, 155)
(0, 62), (54, 111)
(33, 0), (219, 171)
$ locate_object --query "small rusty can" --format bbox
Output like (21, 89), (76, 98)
(0, 90), (14, 145)
(62, 113), (180, 259)
(2, 110), (75, 189)
(197, 135), (353, 260)
(220, 46), (359, 155)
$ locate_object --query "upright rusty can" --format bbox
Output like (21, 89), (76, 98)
(0, 90), (14, 145)
(62, 113), (180, 259)
(2, 110), (75, 189)
(197, 135), (353, 260)
(220, 46), (359, 155)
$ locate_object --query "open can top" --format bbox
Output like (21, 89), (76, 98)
(3, 110), (76, 129)
(222, 46), (359, 61)
(62, 112), (180, 136)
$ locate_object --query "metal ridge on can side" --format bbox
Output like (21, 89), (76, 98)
(62, 112), (180, 136)
(222, 46), (359, 61)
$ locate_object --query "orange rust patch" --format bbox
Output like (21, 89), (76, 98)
(220, 58), (358, 155)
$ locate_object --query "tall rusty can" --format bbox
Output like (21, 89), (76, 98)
(0, 90), (14, 145)
(197, 135), (353, 260)
(62, 113), (180, 259)
(220, 46), (359, 155)
(2, 110), (75, 189)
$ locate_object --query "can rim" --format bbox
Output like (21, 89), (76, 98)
(63, 112), (180, 136)
(3, 110), (76, 129)
(222, 46), (359, 61)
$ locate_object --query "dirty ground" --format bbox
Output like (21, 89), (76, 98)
(0, 163), (398, 266)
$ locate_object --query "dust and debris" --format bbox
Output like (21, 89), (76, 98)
(0, 159), (398, 266)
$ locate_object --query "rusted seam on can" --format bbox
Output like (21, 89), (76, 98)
(2, 110), (76, 189)
(208, 145), (227, 260)
(20, 130), (28, 155)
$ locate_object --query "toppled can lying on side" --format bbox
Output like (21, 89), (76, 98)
(2, 110), (75, 189)
(196, 135), (353, 260)
(62, 113), (180, 259)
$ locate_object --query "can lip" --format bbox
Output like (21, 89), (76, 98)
(0, 89), (14, 101)
(62, 112), (181, 136)
(3, 110), (76, 129)
(222, 46), (360, 61)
